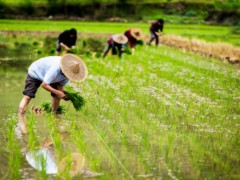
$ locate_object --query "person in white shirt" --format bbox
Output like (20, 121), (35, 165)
(18, 54), (87, 133)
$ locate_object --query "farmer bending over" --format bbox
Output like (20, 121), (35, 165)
(18, 54), (87, 132)
(56, 28), (77, 55)
(147, 19), (164, 46)
(124, 28), (143, 52)
(102, 34), (128, 58)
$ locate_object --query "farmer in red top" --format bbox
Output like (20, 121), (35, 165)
(147, 19), (164, 46)
(124, 28), (143, 53)
(102, 34), (128, 58)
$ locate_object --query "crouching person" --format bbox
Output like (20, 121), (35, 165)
(124, 28), (143, 51)
(18, 54), (87, 133)
(102, 34), (128, 58)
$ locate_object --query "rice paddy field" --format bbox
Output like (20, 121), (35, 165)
(0, 20), (240, 179)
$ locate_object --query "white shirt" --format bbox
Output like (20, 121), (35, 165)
(28, 56), (68, 86)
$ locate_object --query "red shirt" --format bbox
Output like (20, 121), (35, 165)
(124, 29), (138, 48)
(150, 21), (163, 32)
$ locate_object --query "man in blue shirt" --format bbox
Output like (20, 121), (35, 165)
(18, 54), (87, 132)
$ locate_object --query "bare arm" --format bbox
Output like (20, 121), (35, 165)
(41, 82), (67, 100)
(59, 42), (70, 51)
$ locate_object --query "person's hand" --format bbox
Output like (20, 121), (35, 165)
(65, 46), (71, 52)
(131, 48), (135, 54)
(57, 91), (68, 100)
(67, 49), (72, 53)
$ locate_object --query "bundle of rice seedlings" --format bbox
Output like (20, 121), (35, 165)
(64, 86), (85, 111)
(41, 102), (65, 114)
(123, 47), (132, 54)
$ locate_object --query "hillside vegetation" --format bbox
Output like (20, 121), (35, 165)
(0, 0), (239, 25)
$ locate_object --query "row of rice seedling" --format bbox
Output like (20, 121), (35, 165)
(3, 33), (239, 178)
(71, 44), (240, 178)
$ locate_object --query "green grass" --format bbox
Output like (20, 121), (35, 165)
(0, 19), (239, 46)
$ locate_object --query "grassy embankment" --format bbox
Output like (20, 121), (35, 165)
(0, 19), (239, 46)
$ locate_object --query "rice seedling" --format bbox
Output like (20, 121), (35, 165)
(26, 113), (39, 151)
(41, 102), (66, 114)
(45, 114), (63, 156)
(6, 115), (21, 179)
(1, 20), (240, 179)
(64, 86), (85, 111)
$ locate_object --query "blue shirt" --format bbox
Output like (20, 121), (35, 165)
(28, 56), (69, 86)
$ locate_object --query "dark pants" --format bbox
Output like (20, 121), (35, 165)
(103, 43), (121, 57)
(23, 74), (59, 98)
(148, 30), (159, 46)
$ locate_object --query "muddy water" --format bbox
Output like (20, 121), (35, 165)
(0, 57), (30, 178)
(0, 55), (54, 178)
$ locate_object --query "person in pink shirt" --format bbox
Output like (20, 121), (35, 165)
(102, 34), (128, 58)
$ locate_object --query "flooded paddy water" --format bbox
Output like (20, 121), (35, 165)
(0, 32), (240, 179)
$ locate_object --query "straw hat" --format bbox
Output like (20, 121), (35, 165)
(112, 34), (128, 44)
(61, 54), (88, 82)
(130, 28), (142, 40)
(58, 153), (85, 176)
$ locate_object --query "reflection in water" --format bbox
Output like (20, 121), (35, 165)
(26, 147), (87, 177)
(24, 138), (102, 178)
(15, 119), (102, 178)
(26, 147), (58, 174)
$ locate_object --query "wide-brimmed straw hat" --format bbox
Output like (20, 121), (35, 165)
(130, 28), (142, 40)
(112, 34), (128, 44)
(61, 54), (88, 82)
(58, 153), (85, 176)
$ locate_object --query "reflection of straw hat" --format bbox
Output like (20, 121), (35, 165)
(130, 28), (142, 40)
(61, 54), (88, 82)
(58, 153), (85, 176)
(112, 34), (128, 44)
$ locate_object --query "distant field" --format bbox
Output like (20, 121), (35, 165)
(0, 19), (239, 46)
